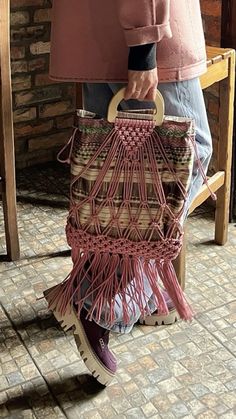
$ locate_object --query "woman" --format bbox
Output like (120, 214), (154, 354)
(45, 0), (212, 386)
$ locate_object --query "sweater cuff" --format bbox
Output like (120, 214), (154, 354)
(124, 22), (172, 46)
(128, 43), (157, 71)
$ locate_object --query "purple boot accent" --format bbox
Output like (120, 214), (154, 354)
(73, 308), (117, 386)
(43, 284), (116, 386)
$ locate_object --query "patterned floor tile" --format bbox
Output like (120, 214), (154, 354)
(0, 306), (65, 418)
(197, 301), (236, 357)
(185, 213), (236, 315)
(0, 200), (69, 273)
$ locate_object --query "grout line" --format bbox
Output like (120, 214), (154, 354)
(0, 302), (68, 419)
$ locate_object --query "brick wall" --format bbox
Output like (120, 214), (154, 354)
(201, 0), (222, 46)
(10, 0), (76, 169)
(11, 0), (223, 169)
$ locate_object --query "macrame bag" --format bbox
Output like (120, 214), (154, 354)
(45, 88), (210, 325)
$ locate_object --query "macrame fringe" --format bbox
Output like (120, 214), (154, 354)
(44, 249), (194, 326)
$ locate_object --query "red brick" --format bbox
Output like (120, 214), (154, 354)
(13, 107), (37, 123)
(34, 9), (51, 23)
(14, 120), (54, 138)
(11, 46), (26, 60)
(11, 0), (44, 7)
(15, 86), (63, 107)
(11, 60), (28, 74)
(11, 11), (29, 26)
(28, 57), (47, 72)
(56, 115), (74, 129)
(39, 101), (75, 118)
(30, 41), (50, 55)
(200, 0), (222, 18)
(28, 131), (70, 151)
(34, 73), (56, 86)
(12, 75), (31, 92)
(11, 26), (47, 44)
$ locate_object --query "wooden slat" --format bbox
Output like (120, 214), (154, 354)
(206, 46), (223, 64)
(200, 59), (229, 89)
(206, 46), (233, 60)
(189, 171), (225, 215)
(206, 46), (233, 68)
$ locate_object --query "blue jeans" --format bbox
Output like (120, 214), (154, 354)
(81, 78), (212, 333)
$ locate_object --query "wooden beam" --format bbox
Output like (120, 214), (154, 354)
(0, 0), (20, 260)
(215, 50), (236, 244)
(189, 172), (225, 215)
(200, 59), (229, 89)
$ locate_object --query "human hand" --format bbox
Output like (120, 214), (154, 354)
(124, 68), (158, 102)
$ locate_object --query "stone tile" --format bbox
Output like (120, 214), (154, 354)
(0, 200), (69, 271)
(141, 401), (158, 417)
(185, 214), (236, 315)
(0, 308), (65, 417)
(0, 307), (41, 391)
(0, 378), (65, 418)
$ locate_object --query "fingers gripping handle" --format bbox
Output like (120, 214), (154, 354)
(107, 87), (165, 126)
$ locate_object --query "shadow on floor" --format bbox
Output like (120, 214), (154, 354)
(4, 374), (106, 414)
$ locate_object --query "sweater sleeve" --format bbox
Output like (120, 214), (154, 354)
(128, 43), (157, 71)
(117, 0), (172, 46)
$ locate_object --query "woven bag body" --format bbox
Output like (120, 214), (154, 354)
(47, 109), (196, 324)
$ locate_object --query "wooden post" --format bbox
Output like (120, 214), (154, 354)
(215, 50), (236, 244)
(172, 226), (187, 291)
(0, 0), (20, 260)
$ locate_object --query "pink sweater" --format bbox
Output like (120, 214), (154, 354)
(49, 0), (207, 83)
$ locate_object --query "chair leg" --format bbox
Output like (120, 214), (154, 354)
(0, 0), (20, 261)
(215, 51), (235, 245)
(0, 82), (20, 260)
(1, 183), (20, 261)
(173, 226), (187, 291)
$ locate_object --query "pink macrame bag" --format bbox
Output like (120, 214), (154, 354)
(45, 88), (212, 325)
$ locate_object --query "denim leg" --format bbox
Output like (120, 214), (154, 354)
(81, 79), (212, 333)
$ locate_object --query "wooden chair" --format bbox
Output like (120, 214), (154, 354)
(0, 0), (19, 260)
(174, 46), (236, 289)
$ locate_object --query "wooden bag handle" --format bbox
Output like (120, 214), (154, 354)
(107, 87), (165, 125)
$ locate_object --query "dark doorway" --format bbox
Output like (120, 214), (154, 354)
(221, 0), (236, 220)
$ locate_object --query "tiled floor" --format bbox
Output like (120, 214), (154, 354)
(0, 163), (236, 418)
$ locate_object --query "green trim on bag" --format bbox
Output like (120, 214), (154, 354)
(156, 127), (188, 138)
(79, 123), (188, 138)
(79, 125), (112, 135)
